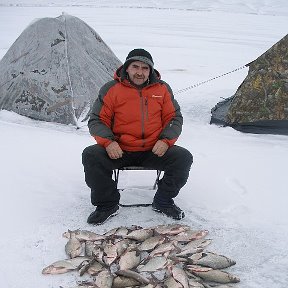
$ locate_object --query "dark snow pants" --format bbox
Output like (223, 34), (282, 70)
(82, 144), (193, 208)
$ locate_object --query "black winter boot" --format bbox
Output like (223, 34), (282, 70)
(152, 200), (185, 220)
(87, 204), (119, 225)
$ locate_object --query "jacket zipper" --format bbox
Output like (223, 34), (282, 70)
(139, 90), (146, 147)
(145, 97), (148, 119)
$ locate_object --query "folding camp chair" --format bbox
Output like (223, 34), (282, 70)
(113, 166), (163, 207)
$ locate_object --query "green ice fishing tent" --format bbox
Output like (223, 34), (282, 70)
(211, 33), (288, 135)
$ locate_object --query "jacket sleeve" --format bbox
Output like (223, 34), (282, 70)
(158, 81), (183, 146)
(88, 81), (117, 147)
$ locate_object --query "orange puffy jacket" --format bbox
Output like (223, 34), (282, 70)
(88, 66), (183, 151)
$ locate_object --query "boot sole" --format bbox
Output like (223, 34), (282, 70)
(152, 206), (185, 220)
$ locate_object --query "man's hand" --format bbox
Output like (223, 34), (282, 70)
(106, 141), (123, 159)
(152, 140), (169, 157)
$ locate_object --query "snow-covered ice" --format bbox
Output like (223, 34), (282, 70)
(0, 1), (288, 287)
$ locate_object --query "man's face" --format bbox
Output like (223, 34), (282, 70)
(126, 61), (150, 86)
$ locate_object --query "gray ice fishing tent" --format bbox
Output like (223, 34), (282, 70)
(0, 13), (122, 126)
(210, 34), (288, 135)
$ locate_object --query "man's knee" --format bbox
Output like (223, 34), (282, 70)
(168, 146), (193, 169)
(82, 144), (106, 167)
(179, 147), (193, 165)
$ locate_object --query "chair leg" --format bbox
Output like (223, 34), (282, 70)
(113, 169), (120, 188)
(153, 170), (162, 189)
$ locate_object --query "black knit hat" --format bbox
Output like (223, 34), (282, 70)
(124, 48), (154, 69)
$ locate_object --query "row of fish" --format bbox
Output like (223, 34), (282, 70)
(42, 224), (240, 287)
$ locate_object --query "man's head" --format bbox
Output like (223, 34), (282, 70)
(123, 48), (154, 86)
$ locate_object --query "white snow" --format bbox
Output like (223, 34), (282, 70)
(0, 1), (288, 287)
